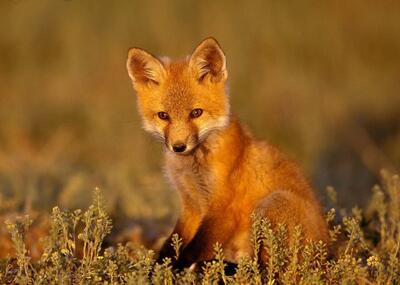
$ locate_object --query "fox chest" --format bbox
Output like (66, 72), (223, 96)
(165, 155), (216, 207)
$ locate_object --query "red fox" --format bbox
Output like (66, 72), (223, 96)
(126, 37), (329, 268)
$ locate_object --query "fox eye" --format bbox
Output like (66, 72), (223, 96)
(190, 108), (203, 119)
(158, 112), (169, 120)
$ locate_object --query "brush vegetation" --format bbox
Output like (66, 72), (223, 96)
(1, 172), (399, 284)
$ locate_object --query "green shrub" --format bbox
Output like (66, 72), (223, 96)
(1, 173), (399, 284)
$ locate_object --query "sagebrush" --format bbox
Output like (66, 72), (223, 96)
(1, 173), (399, 284)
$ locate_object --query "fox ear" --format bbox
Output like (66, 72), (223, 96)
(189, 37), (227, 83)
(126, 48), (166, 87)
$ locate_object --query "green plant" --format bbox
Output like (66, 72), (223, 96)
(1, 173), (400, 284)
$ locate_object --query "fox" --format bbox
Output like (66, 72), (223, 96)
(126, 37), (329, 268)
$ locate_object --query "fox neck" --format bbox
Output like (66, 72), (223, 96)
(165, 115), (248, 210)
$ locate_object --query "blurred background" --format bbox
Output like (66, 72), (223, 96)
(0, 0), (399, 256)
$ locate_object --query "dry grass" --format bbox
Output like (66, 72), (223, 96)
(0, 1), (399, 214)
(1, 173), (400, 284)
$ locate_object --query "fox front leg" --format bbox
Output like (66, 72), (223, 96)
(156, 209), (202, 264)
(156, 227), (190, 264)
(174, 216), (235, 269)
(157, 234), (178, 264)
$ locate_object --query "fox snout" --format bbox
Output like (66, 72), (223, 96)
(166, 139), (194, 155)
(172, 143), (186, 153)
(165, 123), (198, 154)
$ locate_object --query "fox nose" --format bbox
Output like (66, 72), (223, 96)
(172, 143), (187, 153)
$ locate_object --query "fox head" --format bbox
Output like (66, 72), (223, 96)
(126, 37), (230, 155)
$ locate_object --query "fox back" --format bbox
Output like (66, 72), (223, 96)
(126, 38), (329, 268)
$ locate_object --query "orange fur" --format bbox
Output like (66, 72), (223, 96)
(126, 37), (328, 268)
